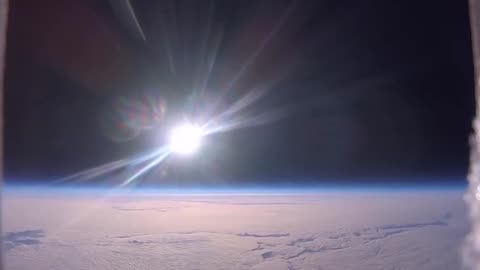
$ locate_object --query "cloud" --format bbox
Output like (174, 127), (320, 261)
(2, 191), (467, 269)
(3, 229), (45, 252)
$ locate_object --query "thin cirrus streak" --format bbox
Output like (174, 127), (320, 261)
(55, 0), (309, 188)
(109, 0), (146, 42)
(115, 0), (297, 133)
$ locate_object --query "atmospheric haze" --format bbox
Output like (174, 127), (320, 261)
(3, 188), (467, 270)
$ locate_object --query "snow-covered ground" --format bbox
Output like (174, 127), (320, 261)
(2, 189), (468, 270)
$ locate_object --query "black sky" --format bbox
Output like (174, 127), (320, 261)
(4, 0), (475, 185)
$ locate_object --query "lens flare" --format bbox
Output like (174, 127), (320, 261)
(169, 124), (203, 155)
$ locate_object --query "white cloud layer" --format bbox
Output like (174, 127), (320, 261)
(3, 190), (467, 270)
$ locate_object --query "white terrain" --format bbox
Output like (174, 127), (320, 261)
(2, 188), (468, 270)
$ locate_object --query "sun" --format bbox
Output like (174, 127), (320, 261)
(168, 123), (203, 155)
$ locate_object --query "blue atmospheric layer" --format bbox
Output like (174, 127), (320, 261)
(4, 179), (467, 196)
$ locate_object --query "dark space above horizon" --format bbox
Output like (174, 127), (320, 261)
(3, 0), (476, 185)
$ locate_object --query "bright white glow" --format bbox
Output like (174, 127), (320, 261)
(169, 123), (203, 155)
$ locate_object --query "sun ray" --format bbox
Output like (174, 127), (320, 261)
(118, 150), (171, 187)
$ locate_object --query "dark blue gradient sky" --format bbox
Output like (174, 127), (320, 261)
(4, 0), (475, 185)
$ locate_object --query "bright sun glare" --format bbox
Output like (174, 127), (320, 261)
(169, 123), (203, 155)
